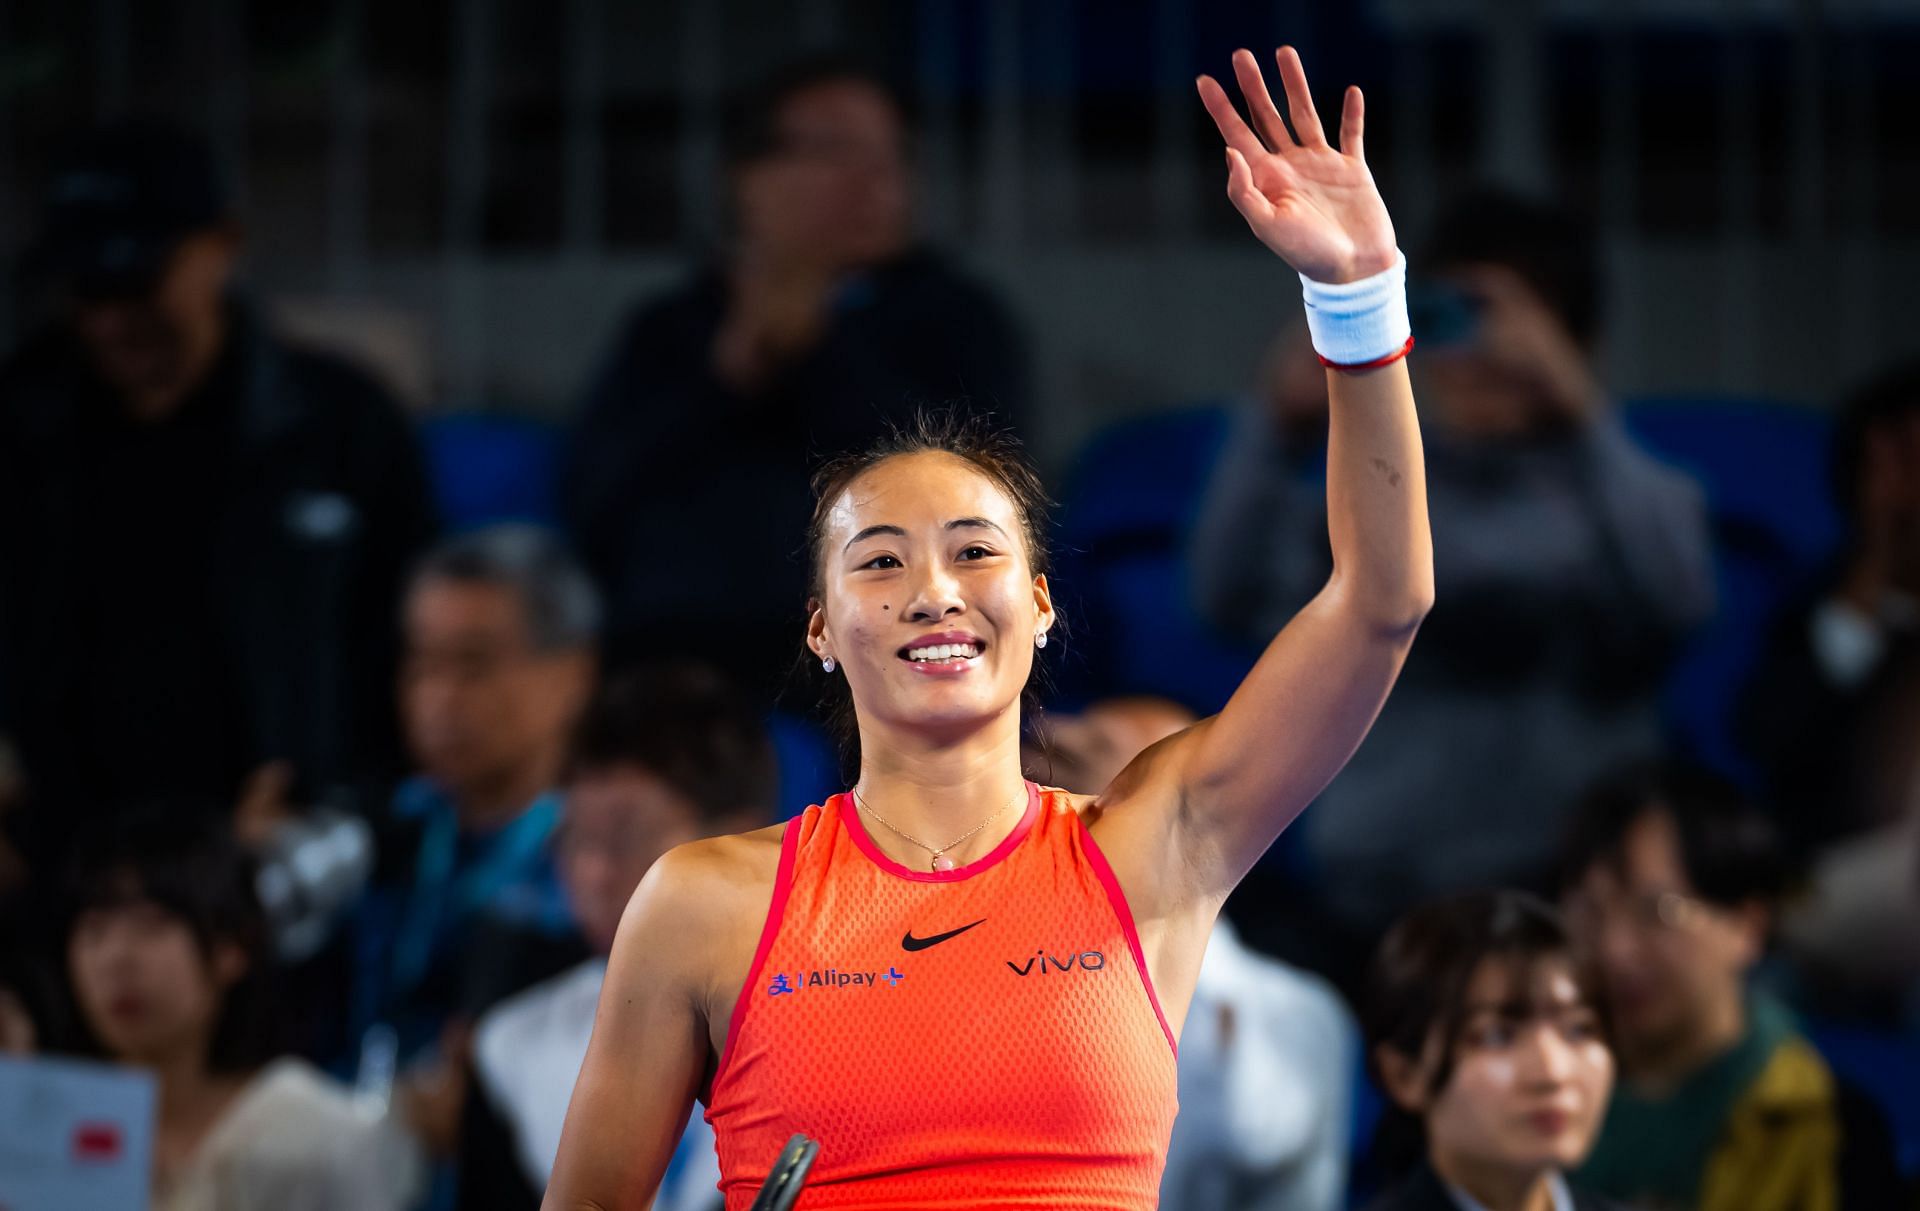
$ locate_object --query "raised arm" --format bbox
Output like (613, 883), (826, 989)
(1117, 48), (1432, 899)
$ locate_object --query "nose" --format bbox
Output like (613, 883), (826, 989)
(903, 561), (964, 624)
(1591, 910), (1644, 975)
(1523, 1022), (1576, 1087)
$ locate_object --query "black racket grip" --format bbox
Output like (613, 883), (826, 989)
(747, 1133), (819, 1211)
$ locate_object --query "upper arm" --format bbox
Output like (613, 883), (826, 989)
(540, 849), (719, 1211)
(1207, 586), (1413, 875)
(1103, 578), (1420, 910)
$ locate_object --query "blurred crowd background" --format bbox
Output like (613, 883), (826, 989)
(1, 1), (1918, 1209)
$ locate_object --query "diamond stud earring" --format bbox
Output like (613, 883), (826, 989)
(822, 656), (836, 673)
(1035, 631), (1048, 649)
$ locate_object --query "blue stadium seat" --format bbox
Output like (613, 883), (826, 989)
(1619, 397), (1844, 779)
(766, 711), (840, 819)
(1808, 1021), (1920, 1177)
(1049, 403), (1261, 715)
(419, 412), (564, 532)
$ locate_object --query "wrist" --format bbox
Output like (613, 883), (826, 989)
(1325, 248), (1400, 284)
(1300, 250), (1412, 370)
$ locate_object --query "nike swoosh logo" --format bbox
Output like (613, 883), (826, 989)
(901, 918), (987, 951)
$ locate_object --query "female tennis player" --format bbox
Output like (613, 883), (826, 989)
(544, 45), (1431, 1210)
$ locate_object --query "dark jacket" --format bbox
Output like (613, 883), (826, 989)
(561, 249), (1029, 697)
(0, 302), (435, 860)
(1738, 580), (1920, 853)
(1363, 1164), (1625, 1211)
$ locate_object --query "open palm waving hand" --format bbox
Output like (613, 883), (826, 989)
(1197, 47), (1398, 287)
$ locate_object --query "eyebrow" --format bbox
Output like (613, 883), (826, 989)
(948, 516), (1008, 538)
(845, 524), (906, 551)
(843, 517), (1010, 552)
(1461, 995), (1592, 1019)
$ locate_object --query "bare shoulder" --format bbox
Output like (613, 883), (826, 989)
(623, 823), (787, 942)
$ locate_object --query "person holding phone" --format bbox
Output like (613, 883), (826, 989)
(1192, 188), (1715, 987)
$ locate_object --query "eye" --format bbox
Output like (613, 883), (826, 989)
(860, 554), (902, 570)
(1466, 1021), (1514, 1048)
(1562, 1014), (1601, 1042)
(957, 545), (994, 561)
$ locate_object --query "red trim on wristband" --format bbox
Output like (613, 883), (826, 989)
(1318, 334), (1415, 372)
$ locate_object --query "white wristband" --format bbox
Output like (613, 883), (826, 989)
(1299, 251), (1411, 366)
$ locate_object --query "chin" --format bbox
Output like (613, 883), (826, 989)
(880, 690), (1010, 735)
(1510, 1136), (1592, 1174)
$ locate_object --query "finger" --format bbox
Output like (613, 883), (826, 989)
(1196, 74), (1269, 162)
(236, 760), (292, 815)
(1230, 48), (1291, 153)
(1274, 46), (1328, 150)
(1225, 147), (1276, 224)
(1340, 85), (1365, 159)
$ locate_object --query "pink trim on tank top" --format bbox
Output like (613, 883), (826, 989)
(837, 781), (1041, 883)
(1078, 820), (1179, 1058)
(709, 816), (803, 1094)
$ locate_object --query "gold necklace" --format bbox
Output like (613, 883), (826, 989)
(851, 783), (1026, 871)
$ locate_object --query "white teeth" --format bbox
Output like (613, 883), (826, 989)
(907, 642), (980, 662)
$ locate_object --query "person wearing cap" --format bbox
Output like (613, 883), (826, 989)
(0, 120), (437, 866)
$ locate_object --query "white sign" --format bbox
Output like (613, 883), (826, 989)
(0, 1055), (154, 1211)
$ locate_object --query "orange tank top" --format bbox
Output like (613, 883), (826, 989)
(704, 783), (1179, 1209)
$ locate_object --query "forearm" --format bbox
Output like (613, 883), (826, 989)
(1323, 358), (1433, 632)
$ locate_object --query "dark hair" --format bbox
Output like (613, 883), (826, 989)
(1363, 889), (1607, 1102)
(1829, 357), (1920, 522)
(1561, 760), (1792, 909)
(1425, 187), (1603, 349)
(62, 808), (272, 1072)
(800, 408), (1057, 775)
(408, 524), (603, 652)
(723, 54), (914, 167)
(568, 664), (779, 826)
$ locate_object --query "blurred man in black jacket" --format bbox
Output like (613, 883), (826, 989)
(0, 123), (436, 865)
(561, 58), (1030, 698)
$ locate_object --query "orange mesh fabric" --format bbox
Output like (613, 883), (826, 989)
(705, 783), (1179, 1209)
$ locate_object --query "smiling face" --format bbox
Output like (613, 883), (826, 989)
(809, 451), (1053, 742)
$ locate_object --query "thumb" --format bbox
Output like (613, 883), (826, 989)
(1224, 148), (1273, 222)
(233, 761), (295, 839)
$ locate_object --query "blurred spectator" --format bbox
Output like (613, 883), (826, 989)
(1743, 358), (1920, 848)
(1561, 762), (1900, 1211)
(351, 526), (598, 1095)
(1359, 890), (1621, 1211)
(561, 56), (1031, 697)
(1192, 189), (1713, 974)
(1740, 360), (1920, 995)
(1026, 696), (1354, 1211)
(460, 665), (775, 1211)
(62, 810), (419, 1211)
(0, 122), (436, 867)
